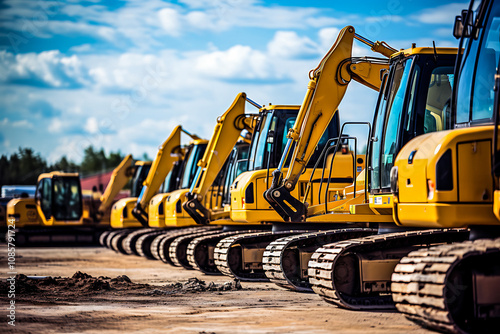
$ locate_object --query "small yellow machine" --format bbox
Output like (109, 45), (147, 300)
(7, 172), (95, 245)
(6, 155), (143, 246)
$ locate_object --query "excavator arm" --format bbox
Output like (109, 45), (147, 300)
(264, 26), (393, 222)
(97, 154), (134, 216)
(183, 92), (260, 224)
(132, 125), (191, 226)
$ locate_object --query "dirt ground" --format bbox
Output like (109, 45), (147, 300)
(0, 245), (433, 334)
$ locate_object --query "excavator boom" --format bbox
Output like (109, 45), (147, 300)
(98, 154), (134, 215)
(265, 26), (392, 222)
(131, 125), (190, 226)
(183, 92), (260, 224)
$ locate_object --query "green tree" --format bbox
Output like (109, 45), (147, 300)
(80, 146), (125, 176)
(50, 156), (80, 173)
(0, 148), (48, 189)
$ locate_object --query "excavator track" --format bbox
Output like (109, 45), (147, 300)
(392, 237), (500, 334)
(136, 230), (169, 259)
(122, 228), (157, 256)
(186, 230), (265, 274)
(12, 227), (104, 247)
(309, 229), (470, 310)
(105, 230), (123, 249)
(157, 226), (221, 265)
(263, 228), (377, 292)
(109, 230), (133, 253)
(99, 230), (112, 247)
(149, 227), (203, 261)
(150, 233), (172, 261)
(169, 229), (225, 269)
(214, 231), (309, 281)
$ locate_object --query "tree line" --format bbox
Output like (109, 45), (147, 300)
(0, 146), (143, 189)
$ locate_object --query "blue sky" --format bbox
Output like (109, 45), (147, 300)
(0, 0), (468, 163)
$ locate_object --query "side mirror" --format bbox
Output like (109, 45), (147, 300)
(453, 10), (473, 39)
(453, 15), (464, 39)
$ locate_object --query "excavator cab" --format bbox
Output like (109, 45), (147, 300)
(368, 47), (456, 215)
(36, 173), (82, 225)
(130, 161), (152, 198)
(221, 141), (250, 208)
(148, 139), (207, 228)
(7, 172), (82, 228)
(230, 105), (340, 224)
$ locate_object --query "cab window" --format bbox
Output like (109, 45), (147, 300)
(423, 67), (454, 133)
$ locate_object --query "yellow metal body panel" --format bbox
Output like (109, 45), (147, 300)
(394, 203), (497, 228)
(395, 125), (499, 228)
(457, 140), (492, 203)
(109, 197), (143, 228)
(230, 160), (357, 224)
(368, 194), (394, 216)
(7, 198), (39, 227)
(391, 47), (458, 59)
(163, 189), (196, 227)
(37, 171), (79, 181)
(494, 190), (500, 221)
(148, 193), (169, 227)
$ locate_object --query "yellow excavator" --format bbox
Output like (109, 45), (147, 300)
(390, 1), (500, 333)
(117, 135), (209, 256)
(6, 155), (140, 246)
(140, 93), (265, 265)
(294, 35), (466, 308)
(103, 126), (202, 255)
(208, 26), (392, 282)
(158, 94), (354, 274)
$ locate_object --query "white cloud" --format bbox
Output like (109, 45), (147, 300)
(12, 120), (34, 128)
(365, 15), (404, 23)
(318, 27), (341, 52)
(84, 117), (99, 134)
(158, 8), (183, 36)
(48, 118), (63, 133)
(155, 1), (341, 36)
(195, 45), (273, 80)
(0, 50), (91, 88)
(267, 31), (319, 59)
(69, 44), (93, 53)
(412, 3), (468, 24)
